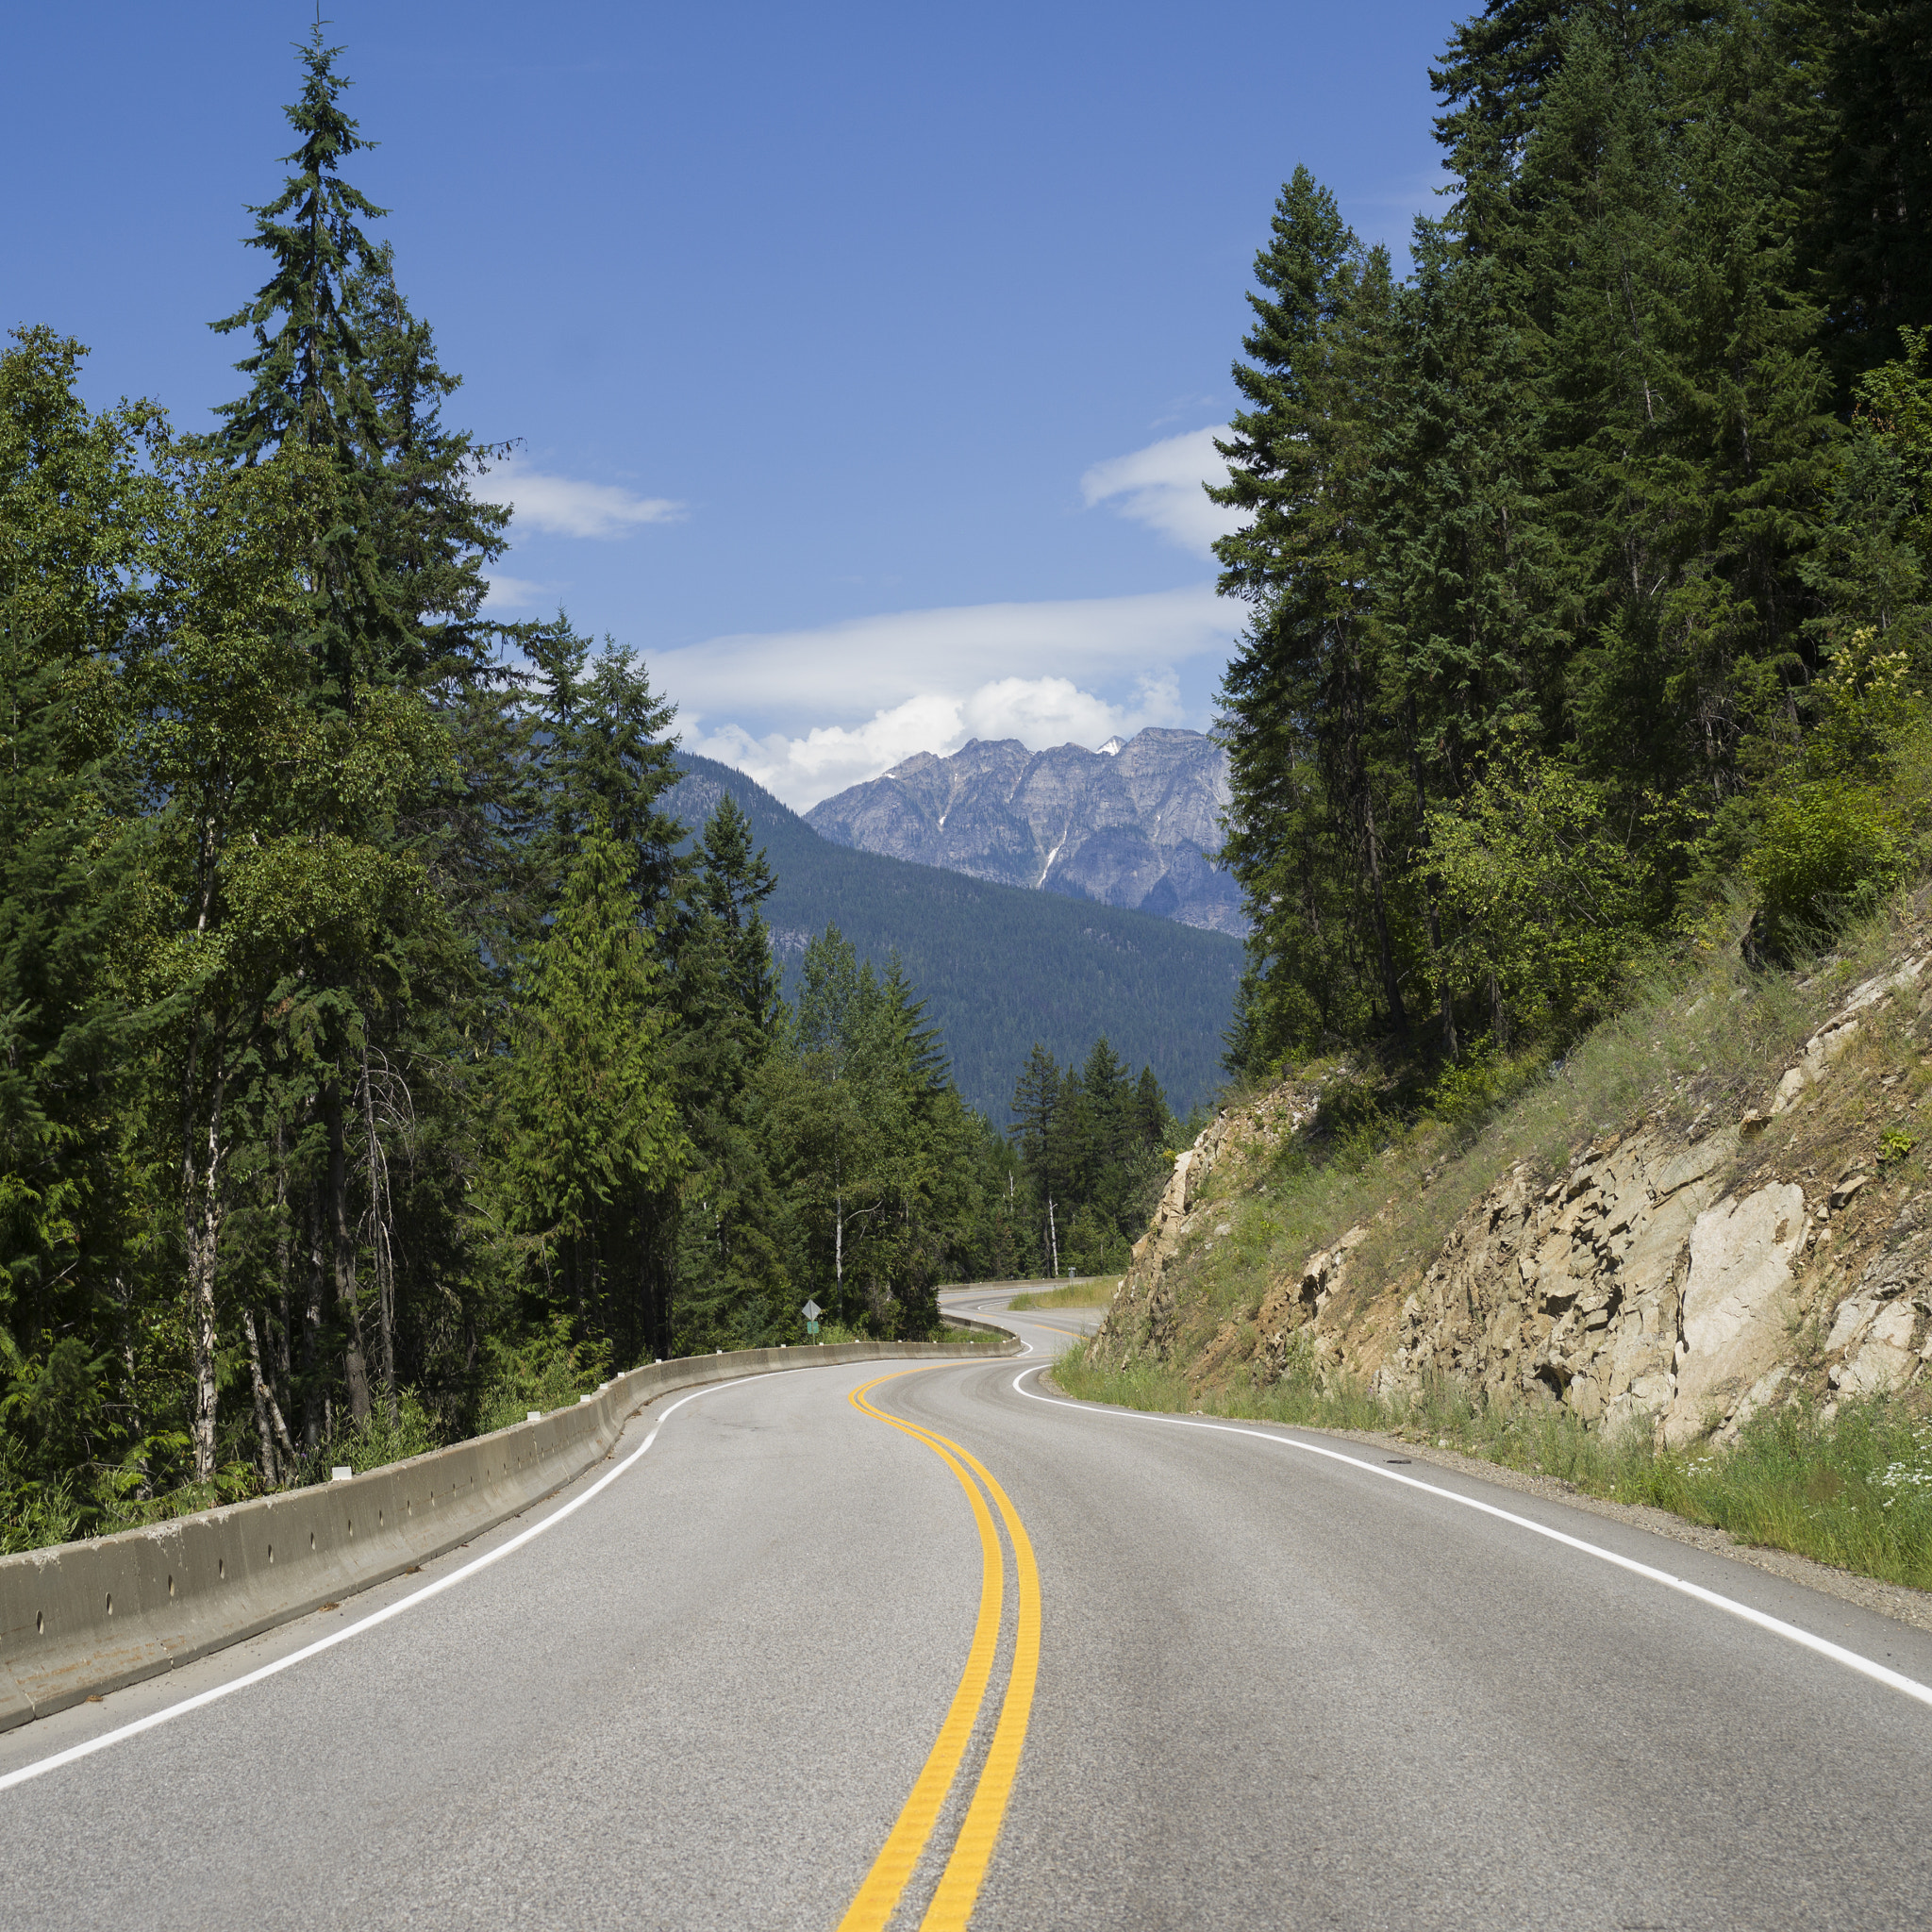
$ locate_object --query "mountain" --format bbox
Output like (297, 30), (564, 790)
(666, 752), (1242, 1120)
(803, 727), (1246, 936)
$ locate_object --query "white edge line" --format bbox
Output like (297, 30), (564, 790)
(1012, 1365), (1932, 1713)
(1, 1372), (771, 1793)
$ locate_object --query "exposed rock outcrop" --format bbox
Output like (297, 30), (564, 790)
(1092, 950), (1932, 1446)
(806, 729), (1245, 936)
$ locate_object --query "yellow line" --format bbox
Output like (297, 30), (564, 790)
(841, 1375), (1042, 1932)
(837, 1374), (1004, 1932)
(916, 1436), (1041, 1931)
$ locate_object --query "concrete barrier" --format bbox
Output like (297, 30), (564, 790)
(0, 1331), (1016, 1733)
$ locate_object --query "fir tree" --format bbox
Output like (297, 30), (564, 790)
(498, 819), (687, 1343)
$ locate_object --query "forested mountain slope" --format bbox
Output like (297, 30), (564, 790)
(806, 728), (1245, 936)
(669, 752), (1242, 1117)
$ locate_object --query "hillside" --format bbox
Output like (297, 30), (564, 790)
(805, 727), (1245, 937)
(667, 752), (1242, 1119)
(1072, 889), (1932, 1588)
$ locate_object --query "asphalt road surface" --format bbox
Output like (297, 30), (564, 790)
(6, 1285), (1931, 1930)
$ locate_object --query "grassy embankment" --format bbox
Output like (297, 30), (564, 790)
(1008, 1282), (1114, 1310)
(1062, 888), (1932, 1591)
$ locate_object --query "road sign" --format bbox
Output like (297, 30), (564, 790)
(802, 1299), (822, 1322)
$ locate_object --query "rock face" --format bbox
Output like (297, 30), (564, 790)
(1365, 1132), (1813, 1447)
(1096, 1085), (1322, 1364)
(1093, 948), (1932, 1446)
(805, 728), (1244, 936)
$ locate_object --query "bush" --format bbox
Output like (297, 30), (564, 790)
(1746, 776), (1907, 955)
(475, 1312), (613, 1436)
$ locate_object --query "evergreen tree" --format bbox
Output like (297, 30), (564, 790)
(208, 25), (404, 695)
(667, 802), (790, 1352)
(496, 820), (687, 1349)
(0, 330), (167, 1510)
(1818, 0), (1932, 388)
(1211, 170), (1410, 1057)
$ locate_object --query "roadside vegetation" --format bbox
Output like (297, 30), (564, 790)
(1064, 872), (1932, 1592)
(1058, 0), (1932, 1598)
(1008, 1282), (1116, 1311)
(1058, 1350), (1932, 1594)
(1, 34), (1164, 1554)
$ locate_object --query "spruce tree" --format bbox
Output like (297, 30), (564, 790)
(1211, 170), (1411, 1052)
(209, 25), (404, 694)
(498, 820), (687, 1341)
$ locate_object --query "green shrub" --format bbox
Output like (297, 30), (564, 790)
(475, 1312), (613, 1436)
(1746, 775), (1906, 954)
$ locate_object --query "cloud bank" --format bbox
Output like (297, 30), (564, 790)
(488, 455), (684, 539)
(1081, 425), (1240, 558)
(689, 671), (1186, 809)
(546, 426), (1257, 811)
(657, 584), (1233, 725)
(661, 581), (1236, 809)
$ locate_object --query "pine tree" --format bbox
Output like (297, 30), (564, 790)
(666, 801), (789, 1352)
(1514, 13), (1835, 808)
(209, 25), (404, 695)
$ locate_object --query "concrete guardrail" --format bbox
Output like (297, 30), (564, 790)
(0, 1325), (1017, 1732)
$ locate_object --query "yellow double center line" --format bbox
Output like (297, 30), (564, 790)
(838, 1371), (1041, 1932)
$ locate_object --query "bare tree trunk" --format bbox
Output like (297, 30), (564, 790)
(1404, 691), (1457, 1059)
(358, 1043), (398, 1424)
(272, 1134), (294, 1421)
(1358, 786), (1407, 1037)
(303, 1183), (325, 1457)
(1339, 629), (1405, 1036)
(181, 1041), (227, 1485)
(321, 1075), (372, 1423)
(115, 1274), (151, 1501)
(242, 1306), (297, 1485)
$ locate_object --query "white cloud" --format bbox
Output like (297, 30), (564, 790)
(480, 573), (552, 611)
(488, 454), (684, 539)
(656, 584), (1235, 724)
(687, 671), (1186, 810)
(1080, 426), (1241, 558)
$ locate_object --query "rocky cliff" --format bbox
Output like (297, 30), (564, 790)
(1092, 941), (1932, 1448)
(804, 728), (1245, 936)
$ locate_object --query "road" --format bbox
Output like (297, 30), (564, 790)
(5, 1285), (1931, 1929)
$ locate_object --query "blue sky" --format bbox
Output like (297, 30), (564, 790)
(7, 1), (1457, 806)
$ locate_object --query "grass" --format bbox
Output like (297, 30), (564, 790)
(939, 1324), (1011, 1347)
(1057, 1352), (1932, 1591)
(1008, 1280), (1118, 1310)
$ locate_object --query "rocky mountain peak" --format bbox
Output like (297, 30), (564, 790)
(805, 727), (1244, 935)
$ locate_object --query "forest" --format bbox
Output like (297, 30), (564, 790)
(1215, 0), (1932, 1088)
(0, 33), (1188, 1548)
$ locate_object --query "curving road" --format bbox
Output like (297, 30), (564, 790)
(5, 1286), (1931, 1929)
